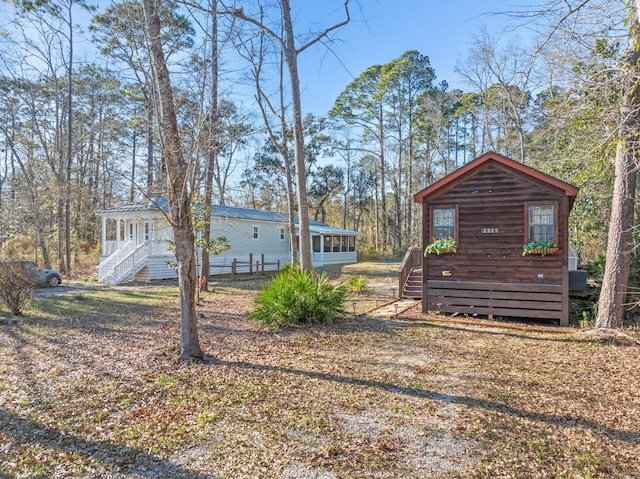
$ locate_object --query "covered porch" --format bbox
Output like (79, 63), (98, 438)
(99, 212), (172, 259)
(308, 224), (363, 266)
(96, 201), (174, 284)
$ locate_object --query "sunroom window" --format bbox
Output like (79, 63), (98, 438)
(324, 236), (332, 252)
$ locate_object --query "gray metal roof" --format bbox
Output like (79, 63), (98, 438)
(210, 204), (288, 223)
(96, 199), (361, 235)
(96, 198), (168, 213)
(309, 224), (364, 236)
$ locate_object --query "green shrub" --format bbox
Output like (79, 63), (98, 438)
(250, 264), (347, 326)
(586, 254), (606, 279)
(347, 275), (369, 293)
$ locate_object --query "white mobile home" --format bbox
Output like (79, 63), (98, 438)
(96, 199), (363, 284)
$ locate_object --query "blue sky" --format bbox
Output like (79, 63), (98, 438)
(0, 0), (530, 117)
(293, 1), (531, 115)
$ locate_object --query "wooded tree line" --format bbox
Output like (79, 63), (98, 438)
(0, 0), (632, 275)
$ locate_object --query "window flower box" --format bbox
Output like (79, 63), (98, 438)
(425, 237), (457, 256)
(523, 240), (558, 257)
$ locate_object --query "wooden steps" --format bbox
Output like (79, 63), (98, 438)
(401, 268), (422, 299)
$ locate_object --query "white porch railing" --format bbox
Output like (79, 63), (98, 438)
(103, 239), (171, 257)
(102, 241), (121, 257)
(98, 240), (150, 285)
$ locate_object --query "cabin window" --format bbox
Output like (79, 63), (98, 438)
(313, 236), (321, 253)
(280, 227), (285, 240)
(341, 236), (348, 252)
(324, 236), (332, 252)
(253, 225), (259, 239)
(349, 236), (356, 252)
(432, 207), (456, 240)
(527, 203), (556, 243)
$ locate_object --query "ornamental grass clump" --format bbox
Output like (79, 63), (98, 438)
(347, 275), (369, 293)
(250, 264), (347, 327)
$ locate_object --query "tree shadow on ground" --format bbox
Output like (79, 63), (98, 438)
(385, 317), (640, 346)
(0, 409), (214, 479)
(205, 357), (640, 446)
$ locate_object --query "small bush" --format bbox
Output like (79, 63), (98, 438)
(357, 245), (394, 261)
(347, 275), (369, 293)
(585, 254), (606, 279)
(250, 264), (347, 326)
(0, 260), (37, 316)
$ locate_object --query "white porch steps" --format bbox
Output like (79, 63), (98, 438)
(98, 240), (150, 285)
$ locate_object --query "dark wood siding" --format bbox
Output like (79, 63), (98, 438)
(424, 280), (564, 321)
(421, 162), (570, 325)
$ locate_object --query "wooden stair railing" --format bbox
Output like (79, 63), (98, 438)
(399, 247), (423, 298)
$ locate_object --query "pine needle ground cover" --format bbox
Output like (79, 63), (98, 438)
(0, 263), (638, 478)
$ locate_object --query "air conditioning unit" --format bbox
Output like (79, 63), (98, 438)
(569, 270), (587, 291)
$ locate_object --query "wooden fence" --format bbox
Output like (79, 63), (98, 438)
(208, 254), (285, 277)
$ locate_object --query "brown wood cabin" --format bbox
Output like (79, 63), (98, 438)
(411, 151), (579, 326)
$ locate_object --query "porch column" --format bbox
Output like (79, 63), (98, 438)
(101, 215), (107, 256)
(131, 213), (136, 243)
(115, 216), (121, 249)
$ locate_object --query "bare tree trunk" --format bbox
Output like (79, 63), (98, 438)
(201, 2), (218, 292)
(279, 0), (312, 270)
(142, 0), (203, 360)
(57, 198), (65, 272)
(227, 0), (349, 270)
(595, 2), (640, 329)
(146, 101), (154, 195)
(64, 0), (73, 274)
(407, 103), (413, 246)
(130, 129), (137, 202)
(278, 52), (299, 264)
(378, 116), (387, 251)
(374, 174), (380, 250)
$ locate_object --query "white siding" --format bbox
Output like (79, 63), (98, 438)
(314, 251), (357, 266)
(99, 208), (361, 282)
(135, 256), (177, 281)
(206, 218), (291, 270)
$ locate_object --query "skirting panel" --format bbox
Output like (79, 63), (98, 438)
(425, 280), (564, 321)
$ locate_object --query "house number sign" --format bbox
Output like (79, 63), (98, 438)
(481, 228), (500, 234)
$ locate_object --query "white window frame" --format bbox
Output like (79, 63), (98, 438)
(432, 206), (457, 241)
(525, 201), (558, 243)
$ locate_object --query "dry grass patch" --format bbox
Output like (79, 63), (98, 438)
(0, 263), (638, 478)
